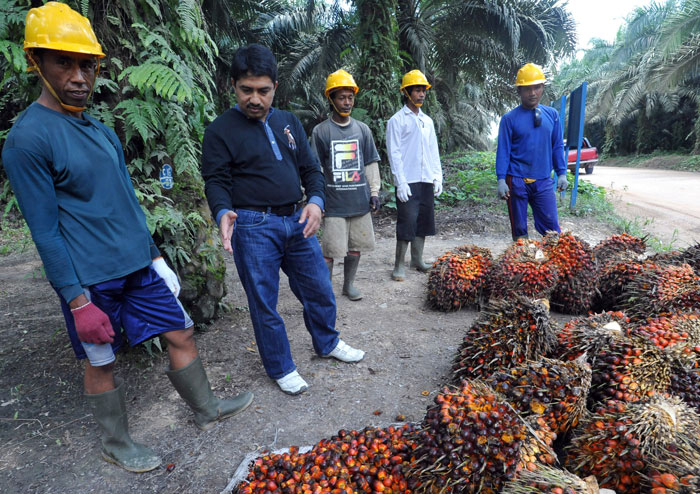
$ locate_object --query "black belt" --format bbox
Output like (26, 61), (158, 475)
(236, 202), (303, 216)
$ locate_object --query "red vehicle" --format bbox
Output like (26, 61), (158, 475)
(567, 137), (598, 174)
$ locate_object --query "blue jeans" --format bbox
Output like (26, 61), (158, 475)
(505, 175), (561, 240)
(232, 208), (339, 379)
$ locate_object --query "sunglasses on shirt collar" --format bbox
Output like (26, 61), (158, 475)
(534, 107), (542, 128)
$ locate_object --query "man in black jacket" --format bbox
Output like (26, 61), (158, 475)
(201, 44), (365, 396)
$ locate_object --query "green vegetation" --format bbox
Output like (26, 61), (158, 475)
(436, 152), (499, 208)
(554, 1), (700, 156)
(0, 0), (578, 321)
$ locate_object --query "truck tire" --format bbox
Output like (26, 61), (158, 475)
(585, 165), (594, 174)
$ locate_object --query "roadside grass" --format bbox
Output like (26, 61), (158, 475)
(0, 218), (32, 256)
(601, 151), (700, 172)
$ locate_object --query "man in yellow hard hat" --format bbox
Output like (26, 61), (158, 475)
(2, 2), (253, 473)
(310, 69), (381, 301)
(386, 69), (443, 281)
(496, 63), (567, 240)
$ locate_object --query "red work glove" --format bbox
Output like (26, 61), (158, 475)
(71, 302), (115, 344)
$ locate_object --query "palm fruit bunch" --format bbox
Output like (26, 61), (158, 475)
(554, 311), (631, 362)
(619, 263), (700, 321)
(567, 396), (700, 494)
(627, 313), (700, 363)
(542, 232), (598, 314)
(485, 356), (591, 435)
(407, 380), (526, 494)
(427, 245), (493, 311)
(452, 296), (557, 381)
(669, 364), (700, 414)
(237, 424), (417, 494)
(647, 243), (700, 272)
(516, 416), (558, 473)
(501, 465), (602, 494)
(588, 334), (673, 404)
(593, 233), (647, 267)
(647, 471), (700, 494)
(594, 255), (659, 312)
(489, 239), (559, 300)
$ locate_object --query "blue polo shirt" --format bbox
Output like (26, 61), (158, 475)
(2, 103), (159, 302)
(496, 104), (566, 180)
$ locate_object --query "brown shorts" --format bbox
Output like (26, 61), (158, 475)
(321, 213), (375, 258)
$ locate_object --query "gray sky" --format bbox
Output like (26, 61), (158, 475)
(565, 0), (656, 51)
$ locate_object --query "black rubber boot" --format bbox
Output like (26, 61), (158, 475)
(391, 240), (409, 281)
(325, 257), (334, 280)
(342, 254), (362, 301)
(166, 356), (254, 431)
(410, 236), (432, 272)
(85, 379), (161, 473)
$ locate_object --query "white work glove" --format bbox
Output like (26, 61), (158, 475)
(151, 257), (181, 297)
(396, 182), (412, 203)
(497, 178), (510, 200)
(556, 174), (568, 192)
(433, 180), (443, 197)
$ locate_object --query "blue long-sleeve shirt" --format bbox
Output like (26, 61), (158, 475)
(2, 103), (159, 302)
(495, 104), (566, 180)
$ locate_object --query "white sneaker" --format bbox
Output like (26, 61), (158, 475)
(325, 339), (365, 363)
(276, 370), (308, 395)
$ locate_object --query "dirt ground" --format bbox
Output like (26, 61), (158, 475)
(0, 204), (617, 494)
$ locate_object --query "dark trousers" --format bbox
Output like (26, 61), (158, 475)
(396, 182), (436, 241)
(505, 175), (561, 240)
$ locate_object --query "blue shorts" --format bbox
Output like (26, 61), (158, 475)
(57, 266), (194, 361)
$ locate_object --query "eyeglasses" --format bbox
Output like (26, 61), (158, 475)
(534, 107), (542, 128)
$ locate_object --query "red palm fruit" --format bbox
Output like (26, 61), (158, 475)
(542, 231), (598, 315)
(567, 396), (700, 494)
(408, 380), (525, 494)
(489, 239), (559, 301)
(593, 233), (647, 267)
(553, 311), (631, 362)
(427, 245), (493, 312)
(620, 263), (700, 321)
(502, 464), (600, 493)
(452, 296), (557, 382)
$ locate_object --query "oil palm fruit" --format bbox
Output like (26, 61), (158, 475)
(619, 263), (700, 321)
(489, 239), (559, 301)
(589, 334), (673, 404)
(516, 416), (559, 473)
(593, 233), (647, 267)
(502, 464), (601, 494)
(407, 380), (526, 494)
(554, 311), (631, 362)
(486, 356), (591, 435)
(628, 313), (700, 364)
(594, 255), (658, 312)
(452, 296), (557, 382)
(567, 396), (700, 494)
(427, 245), (493, 311)
(542, 232), (598, 315)
(237, 424), (417, 494)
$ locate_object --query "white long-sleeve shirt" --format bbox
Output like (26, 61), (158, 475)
(386, 105), (442, 186)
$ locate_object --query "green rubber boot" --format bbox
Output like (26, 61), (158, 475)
(342, 254), (362, 301)
(410, 236), (432, 272)
(391, 240), (409, 281)
(85, 379), (161, 473)
(325, 257), (334, 280)
(166, 356), (254, 431)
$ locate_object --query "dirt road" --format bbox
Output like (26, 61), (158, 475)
(579, 166), (700, 248)
(0, 208), (617, 494)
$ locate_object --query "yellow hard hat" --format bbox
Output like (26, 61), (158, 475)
(515, 63), (546, 86)
(325, 69), (359, 98)
(24, 2), (105, 58)
(400, 70), (431, 91)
